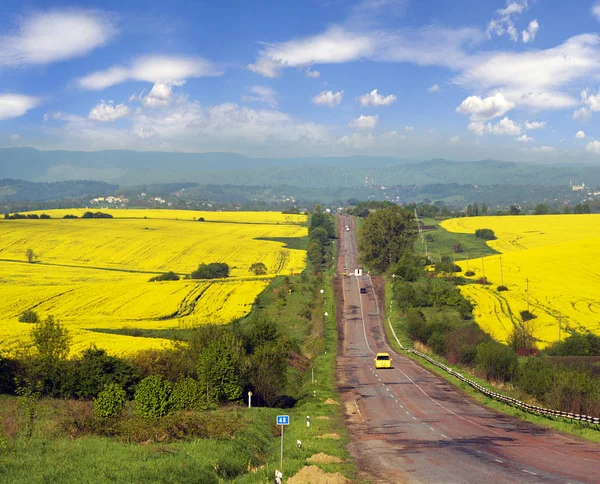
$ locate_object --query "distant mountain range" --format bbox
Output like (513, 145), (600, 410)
(1, 147), (599, 187)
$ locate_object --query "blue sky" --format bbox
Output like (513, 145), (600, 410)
(2, 0), (600, 162)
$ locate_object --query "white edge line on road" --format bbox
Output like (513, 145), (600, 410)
(354, 399), (364, 423)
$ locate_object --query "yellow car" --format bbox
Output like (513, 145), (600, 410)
(374, 353), (392, 369)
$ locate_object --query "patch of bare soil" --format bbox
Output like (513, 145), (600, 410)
(307, 453), (343, 464)
(324, 398), (340, 405)
(317, 433), (341, 439)
(287, 465), (351, 484)
(317, 416), (331, 420)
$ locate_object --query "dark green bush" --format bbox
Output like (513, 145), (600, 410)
(19, 309), (39, 323)
(475, 228), (496, 240)
(191, 262), (230, 279)
(148, 271), (180, 282)
(475, 341), (518, 382)
(134, 375), (173, 418)
(497, 285), (508, 291)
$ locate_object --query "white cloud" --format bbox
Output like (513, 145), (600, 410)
(336, 130), (405, 150)
(10, 134), (20, 141)
(0, 9), (116, 66)
(586, 140), (600, 153)
(359, 89), (396, 106)
(427, 84), (440, 93)
(0, 94), (39, 120)
(449, 135), (460, 143)
(581, 88), (600, 112)
(349, 114), (378, 130)
(576, 130), (586, 139)
(138, 82), (185, 108)
(455, 34), (600, 110)
(524, 121), (546, 130)
(593, 3), (600, 22)
(573, 106), (592, 122)
(487, 1), (529, 42)
(248, 26), (375, 77)
(305, 67), (320, 78)
(521, 19), (539, 43)
(78, 55), (220, 90)
(468, 122), (485, 136)
(487, 116), (521, 135)
(242, 85), (278, 108)
(312, 90), (343, 107)
(468, 117), (521, 136)
(516, 134), (533, 142)
(404, 126), (414, 132)
(456, 93), (514, 121)
(526, 145), (557, 153)
(48, 99), (332, 153)
(88, 101), (130, 122)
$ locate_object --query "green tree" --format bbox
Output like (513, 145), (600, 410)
(309, 227), (329, 246)
(563, 205), (571, 214)
(31, 316), (71, 362)
(196, 333), (245, 403)
(357, 205), (417, 273)
(574, 203), (591, 214)
(534, 203), (549, 215)
(249, 262), (268, 275)
(250, 343), (287, 406)
(26, 248), (36, 263)
(191, 262), (229, 279)
(509, 205), (521, 215)
(481, 201), (488, 215)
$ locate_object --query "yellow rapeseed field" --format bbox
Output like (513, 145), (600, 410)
(441, 215), (600, 347)
(0, 210), (307, 357)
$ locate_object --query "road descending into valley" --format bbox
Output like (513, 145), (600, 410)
(336, 214), (600, 484)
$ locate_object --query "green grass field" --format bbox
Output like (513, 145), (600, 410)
(415, 217), (497, 262)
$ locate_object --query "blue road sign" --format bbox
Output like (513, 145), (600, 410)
(277, 415), (289, 425)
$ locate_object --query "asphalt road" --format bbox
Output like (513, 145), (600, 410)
(336, 214), (600, 484)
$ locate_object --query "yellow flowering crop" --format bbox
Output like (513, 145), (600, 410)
(0, 210), (306, 357)
(441, 215), (600, 347)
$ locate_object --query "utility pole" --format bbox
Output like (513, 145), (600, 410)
(499, 255), (504, 287)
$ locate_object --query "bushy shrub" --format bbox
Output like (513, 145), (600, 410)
(191, 262), (229, 279)
(520, 310), (536, 322)
(148, 271), (180, 282)
(66, 346), (139, 399)
(249, 262), (267, 275)
(170, 377), (204, 411)
(94, 383), (127, 418)
(19, 309), (39, 323)
(40, 214), (51, 219)
(134, 375), (173, 418)
(546, 332), (600, 356)
(464, 271), (476, 276)
(475, 228), (496, 240)
(497, 285), (508, 291)
(63, 214), (78, 219)
(475, 342), (518, 382)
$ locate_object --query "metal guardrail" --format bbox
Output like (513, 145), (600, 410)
(384, 307), (600, 427)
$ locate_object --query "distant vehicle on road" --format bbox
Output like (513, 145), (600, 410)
(360, 287), (367, 294)
(375, 353), (392, 369)
(346, 226), (350, 231)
